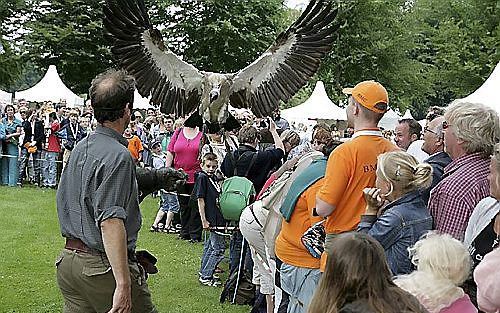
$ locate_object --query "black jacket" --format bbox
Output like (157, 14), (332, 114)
(422, 151), (452, 205)
(62, 123), (87, 151)
(221, 144), (284, 194)
(21, 119), (45, 150)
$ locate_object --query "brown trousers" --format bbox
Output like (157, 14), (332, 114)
(56, 249), (157, 313)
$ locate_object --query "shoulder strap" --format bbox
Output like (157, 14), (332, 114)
(244, 152), (258, 177)
(197, 131), (209, 160)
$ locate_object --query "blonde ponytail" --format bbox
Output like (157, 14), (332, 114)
(377, 151), (434, 194)
(410, 163), (433, 190)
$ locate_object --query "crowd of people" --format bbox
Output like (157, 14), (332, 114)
(4, 70), (500, 313)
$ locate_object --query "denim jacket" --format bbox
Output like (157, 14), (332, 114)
(357, 190), (432, 275)
(0, 121), (5, 140)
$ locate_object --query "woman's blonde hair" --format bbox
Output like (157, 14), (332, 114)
(395, 232), (471, 313)
(445, 101), (500, 156)
(377, 151), (433, 193)
(410, 232), (470, 285)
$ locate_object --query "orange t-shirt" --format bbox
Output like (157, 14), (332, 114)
(317, 133), (397, 270)
(127, 135), (143, 161)
(275, 178), (324, 269)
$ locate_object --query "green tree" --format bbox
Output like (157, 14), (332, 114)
(0, 0), (26, 90)
(158, 0), (287, 73)
(405, 0), (500, 116)
(22, 0), (114, 94)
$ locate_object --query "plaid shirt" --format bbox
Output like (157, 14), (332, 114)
(429, 152), (490, 241)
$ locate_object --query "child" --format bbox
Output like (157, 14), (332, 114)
(194, 153), (226, 286)
(150, 141), (180, 233)
(123, 126), (143, 164)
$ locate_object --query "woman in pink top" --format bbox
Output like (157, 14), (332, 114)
(395, 233), (477, 313)
(166, 116), (203, 242)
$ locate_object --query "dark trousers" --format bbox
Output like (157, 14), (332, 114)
(178, 183), (202, 241)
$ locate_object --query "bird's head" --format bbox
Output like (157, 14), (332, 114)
(201, 73), (232, 124)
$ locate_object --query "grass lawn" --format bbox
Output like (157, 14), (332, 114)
(0, 186), (249, 313)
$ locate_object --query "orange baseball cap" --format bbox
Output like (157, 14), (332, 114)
(342, 80), (389, 114)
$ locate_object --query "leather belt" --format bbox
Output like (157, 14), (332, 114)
(65, 238), (99, 254)
(65, 238), (137, 261)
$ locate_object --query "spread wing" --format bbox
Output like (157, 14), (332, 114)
(103, 0), (204, 116)
(230, 0), (338, 117)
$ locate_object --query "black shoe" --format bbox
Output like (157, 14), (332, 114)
(178, 235), (190, 240)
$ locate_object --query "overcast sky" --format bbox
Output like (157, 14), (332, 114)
(285, 0), (308, 10)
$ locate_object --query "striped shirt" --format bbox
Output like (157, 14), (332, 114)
(429, 152), (490, 241)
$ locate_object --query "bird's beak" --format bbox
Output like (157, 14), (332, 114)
(210, 87), (220, 103)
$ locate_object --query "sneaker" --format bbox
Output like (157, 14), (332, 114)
(199, 277), (221, 287)
(150, 225), (161, 232)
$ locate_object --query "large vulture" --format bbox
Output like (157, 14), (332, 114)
(103, 0), (338, 125)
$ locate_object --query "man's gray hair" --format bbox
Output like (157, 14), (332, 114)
(445, 101), (500, 156)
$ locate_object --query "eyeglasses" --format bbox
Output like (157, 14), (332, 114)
(442, 121), (451, 130)
(424, 126), (439, 136)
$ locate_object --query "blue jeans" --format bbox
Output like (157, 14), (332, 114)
(1, 143), (19, 186)
(160, 192), (180, 213)
(280, 263), (321, 313)
(42, 151), (58, 187)
(200, 231), (226, 280)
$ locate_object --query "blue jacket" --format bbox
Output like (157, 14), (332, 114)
(357, 190), (432, 275)
(0, 121), (5, 140)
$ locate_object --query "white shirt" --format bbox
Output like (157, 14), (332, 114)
(406, 140), (429, 162)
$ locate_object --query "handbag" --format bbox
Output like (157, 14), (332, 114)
(300, 219), (326, 258)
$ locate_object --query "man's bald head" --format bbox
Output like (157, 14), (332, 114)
(89, 69), (135, 123)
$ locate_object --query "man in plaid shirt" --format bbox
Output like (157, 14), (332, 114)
(428, 101), (500, 241)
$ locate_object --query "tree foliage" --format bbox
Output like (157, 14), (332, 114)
(0, 0), (26, 89)
(155, 0), (287, 73)
(20, 0), (114, 94)
(0, 0), (498, 119)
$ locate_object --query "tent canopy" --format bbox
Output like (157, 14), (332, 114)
(0, 89), (11, 104)
(402, 109), (414, 120)
(134, 89), (152, 109)
(282, 81), (346, 122)
(15, 65), (84, 107)
(459, 62), (500, 115)
(379, 108), (401, 130)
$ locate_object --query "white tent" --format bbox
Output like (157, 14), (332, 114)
(134, 90), (152, 109)
(459, 62), (500, 115)
(0, 89), (11, 104)
(15, 65), (84, 107)
(402, 109), (414, 120)
(379, 108), (401, 130)
(282, 81), (346, 122)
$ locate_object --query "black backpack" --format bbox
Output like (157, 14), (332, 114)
(220, 268), (255, 306)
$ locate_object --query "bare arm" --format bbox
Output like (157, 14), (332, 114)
(6, 126), (22, 139)
(315, 196), (336, 217)
(197, 198), (209, 229)
(165, 151), (174, 168)
(269, 119), (285, 152)
(101, 218), (132, 313)
(273, 156), (299, 179)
